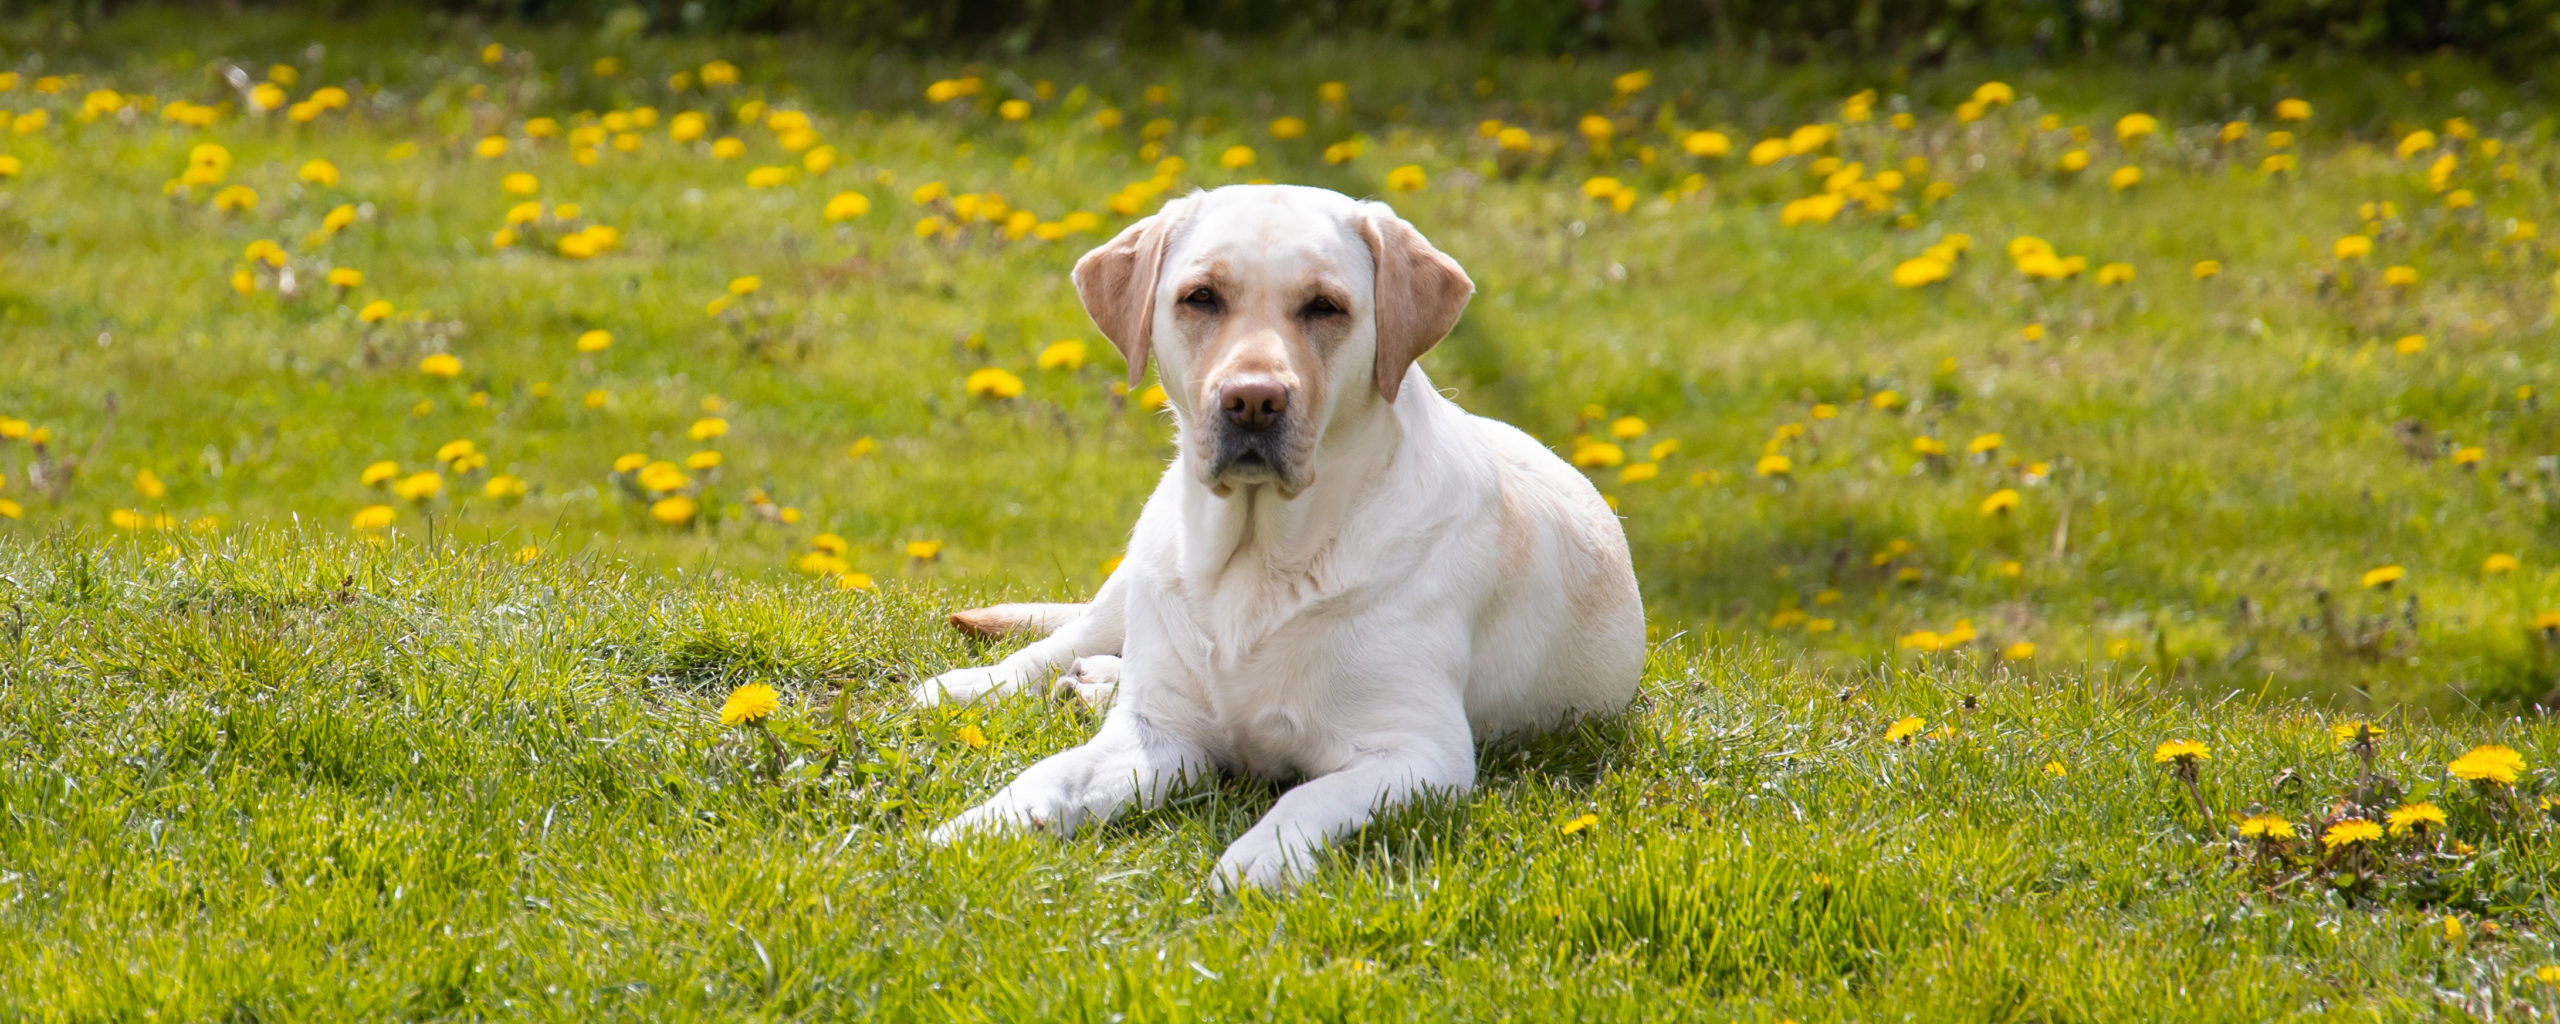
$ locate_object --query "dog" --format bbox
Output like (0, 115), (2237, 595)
(917, 184), (1643, 892)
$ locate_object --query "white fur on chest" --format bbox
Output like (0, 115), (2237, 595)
(1129, 528), (1375, 779)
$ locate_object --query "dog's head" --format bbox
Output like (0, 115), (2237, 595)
(1073, 185), (1473, 498)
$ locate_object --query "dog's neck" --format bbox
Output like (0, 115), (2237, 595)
(1175, 374), (1429, 582)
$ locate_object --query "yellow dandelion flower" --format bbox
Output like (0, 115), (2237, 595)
(1569, 441), (1627, 468)
(719, 682), (779, 726)
(965, 367), (1025, 399)
(2107, 165), (2142, 190)
(649, 495), (699, 525)
(1885, 716), (1925, 742)
(2484, 553), (2520, 574)
(824, 191), (871, 221)
(419, 353), (462, 378)
(1558, 812), (1600, 836)
(635, 461), (687, 492)
(351, 504), (395, 530)
(906, 539), (943, 560)
(2153, 739), (2210, 763)
(1892, 256), (1951, 288)
(389, 471), (444, 503)
(2448, 745), (2525, 785)
(1682, 130), (1730, 158)
(2386, 802), (2445, 835)
(2360, 565), (2404, 589)
(1038, 339), (1088, 371)
(2236, 814), (2296, 839)
(2322, 819), (2384, 849)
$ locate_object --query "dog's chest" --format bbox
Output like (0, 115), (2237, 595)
(1145, 561), (1368, 777)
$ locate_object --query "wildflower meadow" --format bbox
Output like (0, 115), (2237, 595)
(4, 6), (2560, 1020)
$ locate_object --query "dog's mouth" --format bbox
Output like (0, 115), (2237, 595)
(1206, 440), (1306, 497)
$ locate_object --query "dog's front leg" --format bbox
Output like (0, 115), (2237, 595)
(915, 570), (1132, 707)
(928, 710), (1205, 844)
(1213, 733), (1475, 894)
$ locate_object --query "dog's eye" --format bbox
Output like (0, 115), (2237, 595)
(1181, 287), (1220, 309)
(1301, 296), (1344, 318)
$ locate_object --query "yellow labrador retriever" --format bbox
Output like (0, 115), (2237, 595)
(919, 184), (1643, 892)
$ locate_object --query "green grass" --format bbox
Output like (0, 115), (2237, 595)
(0, 11), (2555, 707)
(3, 533), (2557, 1019)
(5, 9), (2560, 1017)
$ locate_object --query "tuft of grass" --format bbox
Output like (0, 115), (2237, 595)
(2, 533), (2556, 1019)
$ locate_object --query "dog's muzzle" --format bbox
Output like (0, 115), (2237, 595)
(1205, 375), (1305, 495)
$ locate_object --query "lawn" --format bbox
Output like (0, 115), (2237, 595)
(2, 7), (2559, 1019)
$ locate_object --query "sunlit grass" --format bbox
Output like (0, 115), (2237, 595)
(1, 531), (2555, 1017)
(3, 16), (2557, 706)
(3, 11), (2560, 1015)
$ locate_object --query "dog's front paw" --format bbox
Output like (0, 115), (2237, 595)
(1066, 654), (1123, 708)
(928, 780), (1081, 845)
(925, 801), (1016, 846)
(912, 665), (1012, 706)
(1211, 829), (1317, 895)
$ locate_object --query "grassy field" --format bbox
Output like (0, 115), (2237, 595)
(3, 7), (2560, 1018)
(4, 534), (2559, 1019)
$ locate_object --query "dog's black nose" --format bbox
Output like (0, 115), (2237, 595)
(1219, 377), (1288, 431)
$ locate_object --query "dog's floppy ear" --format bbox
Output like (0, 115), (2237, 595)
(1360, 206), (1474, 403)
(1073, 197), (1192, 388)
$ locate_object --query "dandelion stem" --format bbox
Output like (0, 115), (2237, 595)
(753, 719), (785, 782)
(2179, 769), (2213, 823)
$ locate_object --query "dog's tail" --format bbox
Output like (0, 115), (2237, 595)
(946, 602), (1086, 639)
